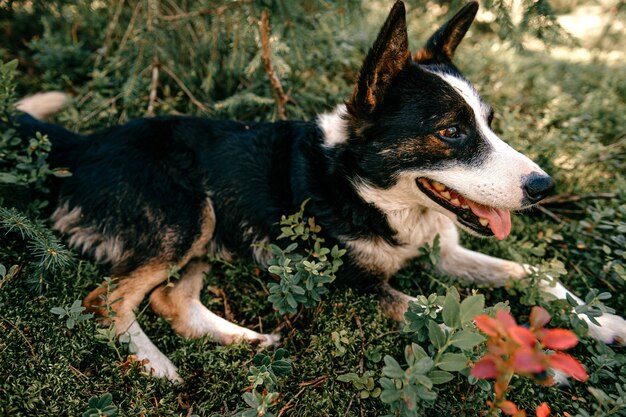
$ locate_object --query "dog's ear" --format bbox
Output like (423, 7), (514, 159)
(414, 1), (479, 64)
(348, 1), (410, 116)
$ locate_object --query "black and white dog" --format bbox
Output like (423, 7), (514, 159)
(14, 1), (625, 382)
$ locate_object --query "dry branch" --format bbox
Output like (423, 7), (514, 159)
(162, 65), (209, 113)
(163, 0), (251, 22)
(207, 285), (234, 321)
(539, 192), (616, 206)
(259, 9), (289, 120)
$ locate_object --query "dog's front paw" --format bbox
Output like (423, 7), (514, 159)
(246, 332), (281, 348)
(260, 333), (281, 347)
(140, 354), (183, 384)
(584, 313), (626, 345)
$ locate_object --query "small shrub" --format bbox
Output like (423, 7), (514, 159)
(266, 200), (346, 315)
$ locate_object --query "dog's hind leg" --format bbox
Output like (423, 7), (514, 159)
(84, 263), (183, 382)
(149, 259), (280, 347)
(437, 227), (626, 345)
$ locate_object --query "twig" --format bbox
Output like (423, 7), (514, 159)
(0, 315), (37, 359)
(259, 9), (289, 120)
(68, 364), (88, 380)
(207, 285), (234, 321)
(118, 1), (143, 53)
(94, 0), (126, 67)
(163, 0), (251, 21)
(539, 192), (616, 206)
(277, 376), (328, 416)
(352, 309), (366, 375)
(146, 0), (159, 117)
(344, 394), (355, 417)
(146, 58), (160, 116)
(161, 65), (210, 113)
(535, 204), (563, 224)
(277, 386), (307, 417)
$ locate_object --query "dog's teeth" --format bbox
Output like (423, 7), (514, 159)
(441, 191), (451, 200)
(462, 204), (469, 209)
(432, 181), (446, 191)
(450, 198), (460, 206)
(479, 218), (489, 227)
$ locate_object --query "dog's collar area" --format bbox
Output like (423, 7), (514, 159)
(416, 178), (512, 240)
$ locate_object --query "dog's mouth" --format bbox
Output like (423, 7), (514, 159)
(416, 178), (512, 240)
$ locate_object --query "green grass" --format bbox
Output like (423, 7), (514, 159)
(1, 1), (626, 416)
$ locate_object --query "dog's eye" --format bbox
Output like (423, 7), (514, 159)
(438, 126), (465, 140)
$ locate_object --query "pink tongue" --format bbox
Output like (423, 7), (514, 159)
(466, 201), (512, 240)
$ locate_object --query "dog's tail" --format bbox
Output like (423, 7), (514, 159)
(16, 92), (68, 120)
(14, 92), (86, 169)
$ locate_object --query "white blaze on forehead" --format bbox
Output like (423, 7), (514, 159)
(317, 104), (349, 147)
(433, 72), (492, 122)
(422, 70), (546, 209)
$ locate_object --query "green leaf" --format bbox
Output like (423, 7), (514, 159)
(427, 320), (446, 349)
(96, 393), (113, 408)
(416, 385), (437, 401)
(414, 374), (433, 390)
(0, 172), (20, 184)
(428, 370), (454, 384)
(442, 288), (461, 328)
(271, 360), (293, 376)
(410, 357), (434, 376)
(50, 307), (66, 315)
(268, 265), (283, 275)
(460, 294), (485, 324)
(2, 59), (18, 72)
(382, 355), (405, 379)
(337, 373), (360, 383)
(450, 330), (485, 350)
(436, 353), (468, 372)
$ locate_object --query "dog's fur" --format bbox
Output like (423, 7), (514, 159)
(13, 1), (626, 382)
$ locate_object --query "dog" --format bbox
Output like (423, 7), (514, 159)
(13, 1), (626, 383)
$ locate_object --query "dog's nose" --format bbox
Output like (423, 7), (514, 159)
(523, 172), (555, 204)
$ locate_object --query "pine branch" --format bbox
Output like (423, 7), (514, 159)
(0, 206), (73, 273)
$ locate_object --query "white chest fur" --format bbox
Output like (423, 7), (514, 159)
(347, 176), (457, 277)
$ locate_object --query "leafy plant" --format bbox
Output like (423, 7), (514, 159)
(266, 200), (346, 315)
(82, 393), (118, 417)
(92, 278), (135, 360)
(337, 370), (382, 399)
(236, 348), (293, 417)
(379, 288), (490, 416)
(50, 299), (93, 330)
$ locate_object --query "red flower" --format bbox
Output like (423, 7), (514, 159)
(536, 402), (550, 417)
(509, 326), (537, 348)
(513, 349), (544, 375)
(548, 352), (588, 382)
(472, 306), (588, 416)
(472, 357), (498, 379)
(530, 307), (551, 329)
(475, 314), (500, 337)
(541, 329), (578, 350)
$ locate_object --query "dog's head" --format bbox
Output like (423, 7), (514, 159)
(320, 1), (554, 240)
